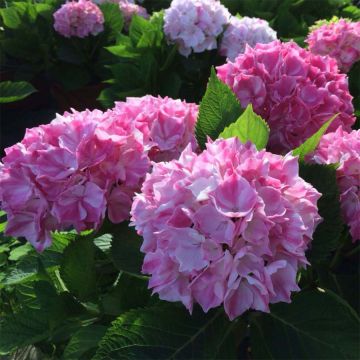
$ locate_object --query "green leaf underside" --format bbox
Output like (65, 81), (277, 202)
(250, 289), (360, 359)
(292, 113), (339, 161)
(219, 104), (270, 150)
(195, 68), (243, 149)
(94, 305), (237, 360)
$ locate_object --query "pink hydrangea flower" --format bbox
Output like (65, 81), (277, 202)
(131, 138), (322, 320)
(306, 18), (360, 73)
(164, 0), (230, 57)
(119, 0), (149, 29)
(54, 0), (104, 38)
(217, 41), (355, 154)
(112, 95), (199, 161)
(308, 127), (360, 241)
(219, 16), (277, 61)
(0, 109), (149, 251)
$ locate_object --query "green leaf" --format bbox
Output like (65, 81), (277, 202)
(0, 81), (36, 103)
(299, 163), (343, 263)
(63, 325), (108, 360)
(109, 222), (144, 275)
(2, 232), (75, 286)
(219, 104), (269, 150)
(0, 309), (49, 355)
(250, 289), (360, 359)
(60, 236), (96, 301)
(292, 114), (338, 161)
(196, 68), (243, 149)
(94, 304), (237, 360)
(0, 7), (21, 29)
(101, 272), (152, 316)
(100, 3), (124, 41)
(8, 243), (32, 261)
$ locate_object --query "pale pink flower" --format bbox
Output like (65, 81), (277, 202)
(306, 18), (360, 72)
(309, 127), (360, 241)
(54, 0), (104, 38)
(217, 41), (355, 153)
(219, 16), (277, 61)
(131, 138), (322, 320)
(164, 0), (230, 56)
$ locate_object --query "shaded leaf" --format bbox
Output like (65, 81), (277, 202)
(0, 81), (36, 103)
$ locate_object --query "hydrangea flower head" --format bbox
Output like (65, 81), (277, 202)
(0, 109), (149, 251)
(54, 0), (104, 38)
(306, 18), (360, 72)
(309, 127), (360, 241)
(219, 16), (277, 61)
(112, 95), (199, 161)
(217, 40), (355, 153)
(119, 0), (149, 29)
(164, 0), (230, 56)
(131, 137), (322, 320)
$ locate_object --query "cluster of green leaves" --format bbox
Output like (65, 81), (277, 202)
(98, 11), (224, 108)
(1, 68), (359, 359)
(0, 1), (124, 92)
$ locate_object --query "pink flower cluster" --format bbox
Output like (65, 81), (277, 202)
(131, 138), (321, 320)
(217, 41), (355, 154)
(306, 18), (360, 73)
(0, 96), (198, 251)
(219, 16), (277, 61)
(54, 0), (104, 38)
(112, 95), (199, 162)
(164, 0), (230, 57)
(119, 0), (149, 29)
(0, 109), (149, 251)
(309, 127), (360, 241)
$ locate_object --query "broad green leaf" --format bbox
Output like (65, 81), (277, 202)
(196, 68), (243, 149)
(60, 236), (96, 301)
(129, 15), (152, 44)
(219, 104), (269, 150)
(250, 289), (360, 359)
(292, 114), (338, 161)
(299, 163), (343, 263)
(94, 233), (113, 254)
(0, 81), (36, 103)
(0, 7), (21, 29)
(63, 325), (108, 359)
(108, 221), (144, 275)
(94, 304), (237, 360)
(0, 309), (49, 355)
(101, 272), (152, 316)
(2, 232), (75, 286)
(100, 3), (124, 41)
(8, 243), (32, 262)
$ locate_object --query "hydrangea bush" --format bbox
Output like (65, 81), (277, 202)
(131, 138), (321, 319)
(217, 40), (355, 153)
(306, 18), (360, 73)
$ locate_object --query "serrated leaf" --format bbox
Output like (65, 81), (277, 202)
(219, 104), (269, 150)
(0, 7), (21, 29)
(0, 81), (36, 103)
(299, 163), (343, 263)
(63, 325), (108, 360)
(60, 236), (96, 301)
(196, 68), (243, 149)
(100, 3), (124, 41)
(292, 114), (338, 161)
(94, 304), (237, 360)
(250, 289), (360, 359)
